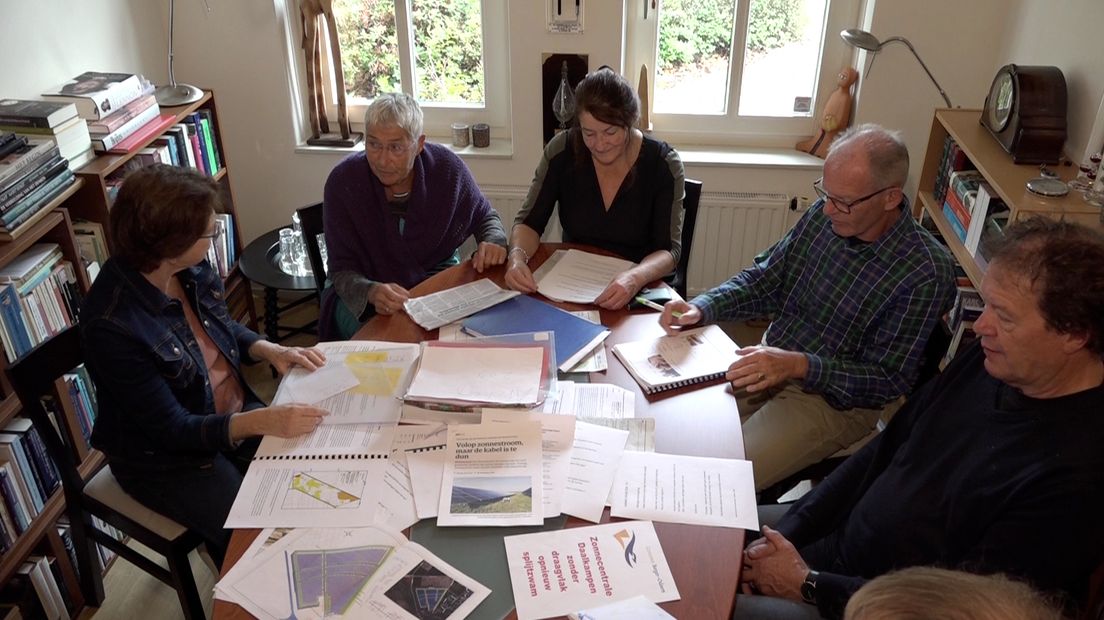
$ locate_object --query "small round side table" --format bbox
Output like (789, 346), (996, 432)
(238, 227), (318, 343)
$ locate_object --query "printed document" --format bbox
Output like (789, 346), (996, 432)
(562, 421), (629, 523)
(406, 343), (545, 406)
(404, 278), (519, 330)
(534, 249), (636, 303)
(542, 381), (635, 419)
(482, 410), (576, 518)
(610, 451), (759, 530)
(566, 310), (608, 371)
(218, 525), (489, 620)
(273, 341), (420, 424)
(224, 424), (395, 528)
(437, 421), (545, 526)
(503, 520), (679, 620)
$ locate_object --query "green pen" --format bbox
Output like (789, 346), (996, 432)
(635, 295), (682, 317)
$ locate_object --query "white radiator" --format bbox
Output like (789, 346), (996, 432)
(688, 191), (792, 295)
(479, 186), (792, 297)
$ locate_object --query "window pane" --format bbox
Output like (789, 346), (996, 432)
(737, 0), (827, 117)
(333, 0), (401, 99)
(411, 0), (485, 105)
(654, 0), (735, 115)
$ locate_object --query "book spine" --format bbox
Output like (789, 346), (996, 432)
(0, 467), (29, 533)
(1, 172), (74, 232)
(1, 170), (74, 227)
(44, 557), (74, 618)
(23, 426), (60, 497)
(86, 94), (157, 133)
(65, 379), (91, 448)
(0, 157), (67, 214)
(89, 102), (160, 151)
(186, 125), (206, 175)
(188, 114), (211, 174)
(198, 110), (221, 172)
(0, 284), (32, 358)
(0, 115), (50, 129)
(1, 440), (43, 513)
(0, 143), (60, 190)
(0, 311), (16, 363)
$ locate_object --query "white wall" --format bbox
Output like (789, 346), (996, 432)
(998, 0), (1104, 163)
(3, 0), (1100, 244)
(0, 0), (163, 100)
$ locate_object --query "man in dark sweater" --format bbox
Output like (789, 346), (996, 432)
(736, 218), (1104, 619)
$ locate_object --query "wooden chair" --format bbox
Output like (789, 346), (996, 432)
(668, 179), (702, 299)
(8, 326), (212, 620)
(296, 202), (327, 298)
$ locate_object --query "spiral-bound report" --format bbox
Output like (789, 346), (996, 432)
(611, 324), (741, 394)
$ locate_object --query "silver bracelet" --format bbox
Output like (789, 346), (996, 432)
(508, 246), (530, 263)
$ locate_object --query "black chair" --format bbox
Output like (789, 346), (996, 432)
(668, 179), (702, 299)
(8, 327), (211, 619)
(296, 202), (326, 298)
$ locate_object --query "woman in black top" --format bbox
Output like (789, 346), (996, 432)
(505, 67), (685, 309)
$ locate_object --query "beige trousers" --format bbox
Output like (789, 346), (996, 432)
(738, 383), (901, 491)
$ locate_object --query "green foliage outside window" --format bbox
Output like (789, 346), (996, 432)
(334, 0), (485, 104)
(658, 0), (803, 72)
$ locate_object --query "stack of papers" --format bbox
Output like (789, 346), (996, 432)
(404, 278), (519, 330)
(462, 295), (609, 371)
(533, 249), (636, 303)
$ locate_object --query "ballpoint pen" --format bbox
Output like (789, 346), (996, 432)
(634, 295), (682, 317)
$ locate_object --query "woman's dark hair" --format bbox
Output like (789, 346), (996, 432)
(110, 164), (222, 273)
(573, 66), (640, 130)
(990, 217), (1104, 356)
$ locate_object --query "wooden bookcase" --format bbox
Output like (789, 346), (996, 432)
(0, 206), (95, 618)
(916, 108), (1104, 287)
(69, 90), (257, 329)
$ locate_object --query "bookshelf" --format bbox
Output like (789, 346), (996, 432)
(916, 108), (1104, 288)
(69, 90), (257, 329)
(0, 207), (94, 618)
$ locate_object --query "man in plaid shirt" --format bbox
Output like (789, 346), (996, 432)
(661, 124), (956, 491)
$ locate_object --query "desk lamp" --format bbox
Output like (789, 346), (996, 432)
(840, 28), (953, 108)
(154, 0), (207, 106)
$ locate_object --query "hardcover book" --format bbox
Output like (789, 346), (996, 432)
(41, 71), (145, 120)
(0, 99), (77, 129)
(611, 324), (741, 394)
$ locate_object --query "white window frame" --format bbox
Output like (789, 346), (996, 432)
(624, 0), (860, 148)
(279, 0), (510, 142)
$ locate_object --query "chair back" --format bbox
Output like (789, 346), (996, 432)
(297, 202), (326, 297)
(671, 179), (702, 299)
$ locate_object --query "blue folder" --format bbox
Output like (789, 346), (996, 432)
(461, 295), (609, 371)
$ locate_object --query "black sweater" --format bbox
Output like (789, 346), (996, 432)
(776, 342), (1104, 618)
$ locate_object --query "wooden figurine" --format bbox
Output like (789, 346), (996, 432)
(301, 0), (360, 146)
(796, 67), (859, 158)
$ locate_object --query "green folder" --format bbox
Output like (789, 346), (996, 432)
(410, 515), (567, 620)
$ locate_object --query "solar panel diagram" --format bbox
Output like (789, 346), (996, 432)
(384, 560), (475, 620)
(290, 545), (393, 615)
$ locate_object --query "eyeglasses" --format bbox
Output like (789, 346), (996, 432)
(365, 140), (414, 156)
(199, 224), (223, 240)
(812, 177), (897, 214)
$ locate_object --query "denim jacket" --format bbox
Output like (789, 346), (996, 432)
(80, 258), (263, 468)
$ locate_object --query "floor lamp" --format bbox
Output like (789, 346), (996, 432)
(154, 0), (205, 106)
(840, 28), (953, 108)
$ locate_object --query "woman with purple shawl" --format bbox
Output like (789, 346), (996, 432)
(321, 93), (507, 339)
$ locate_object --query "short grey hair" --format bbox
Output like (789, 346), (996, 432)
(828, 123), (909, 188)
(364, 93), (424, 141)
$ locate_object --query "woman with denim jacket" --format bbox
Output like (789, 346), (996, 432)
(80, 165), (328, 567)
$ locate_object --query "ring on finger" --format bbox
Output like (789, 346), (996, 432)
(758, 372), (766, 381)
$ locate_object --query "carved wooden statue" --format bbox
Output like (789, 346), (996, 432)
(301, 0), (356, 144)
(796, 67), (859, 158)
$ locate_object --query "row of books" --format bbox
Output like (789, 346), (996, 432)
(0, 99), (94, 170)
(0, 137), (77, 241)
(0, 244), (82, 364)
(62, 367), (99, 453)
(9, 554), (73, 619)
(207, 213), (237, 278)
(942, 286), (983, 367)
(0, 417), (61, 553)
(933, 136), (1010, 264)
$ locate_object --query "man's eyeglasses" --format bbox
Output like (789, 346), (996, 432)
(365, 140), (414, 156)
(812, 177), (897, 214)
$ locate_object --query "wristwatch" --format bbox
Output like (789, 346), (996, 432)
(800, 570), (820, 605)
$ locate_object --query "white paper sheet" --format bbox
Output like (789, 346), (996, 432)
(277, 356), (359, 404)
(254, 422), (394, 458)
(406, 344), (544, 405)
(404, 278), (520, 330)
(566, 310), (608, 372)
(437, 421), (545, 526)
(535, 249), (635, 303)
(503, 521), (679, 620)
(610, 451), (759, 530)
(578, 417), (654, 452)
(376, 451), (419, 532)
(543, 382), (635, 418)
(218, 525), (490, 620)
(406, 445), (446, 519)
(482, 411), (576, 518)
(562, 421), (629, 523)
(272, 341), (421, 424)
